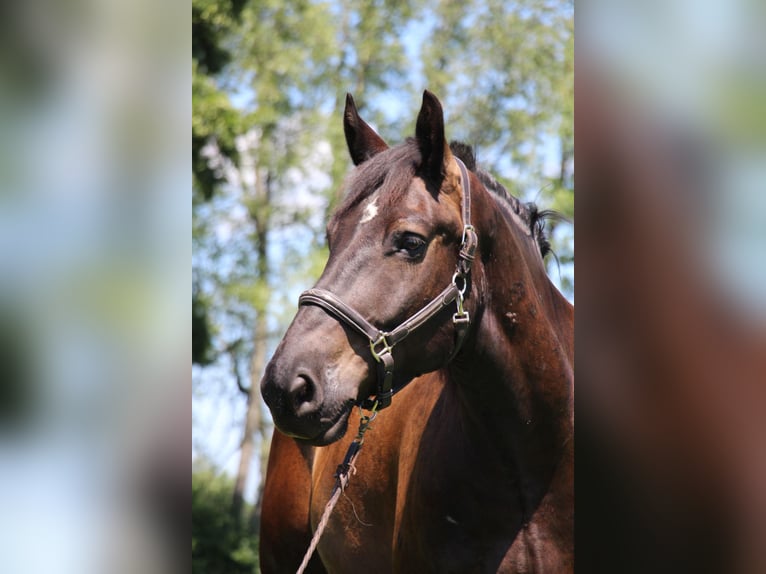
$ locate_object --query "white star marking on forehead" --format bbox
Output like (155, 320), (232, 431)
(359, 197), (379, 224)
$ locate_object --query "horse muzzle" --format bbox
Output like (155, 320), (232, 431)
(260, 330), (367, 445)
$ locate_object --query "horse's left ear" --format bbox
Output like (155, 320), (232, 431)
(344, 93), (389, 166)
(415, 90), (453, 182)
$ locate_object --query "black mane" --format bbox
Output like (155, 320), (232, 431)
(450, 141), (553, 258)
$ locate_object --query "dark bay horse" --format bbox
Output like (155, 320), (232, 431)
(259, 91), (573, 573)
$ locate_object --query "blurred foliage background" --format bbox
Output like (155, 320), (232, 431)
(192, 0), (573, 569)
(193, 459), (259, 574)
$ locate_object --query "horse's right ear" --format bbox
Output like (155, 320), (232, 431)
(415, 90), (450, 182)
(343, 94), (389, 166)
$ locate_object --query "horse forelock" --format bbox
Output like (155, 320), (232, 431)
(333, 140), (420, 226)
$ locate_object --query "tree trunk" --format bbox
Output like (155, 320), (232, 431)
(249, 402), (271, 533)
(231, 314), (268, 522)
(232, 166), (272, 524)
(231, 373), (259, 522)
(559, 133), (572, 189)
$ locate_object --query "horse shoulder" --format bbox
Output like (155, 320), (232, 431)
(309, 373), (446, 573)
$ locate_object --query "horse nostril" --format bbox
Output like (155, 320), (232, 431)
(288, 375), (317, 416)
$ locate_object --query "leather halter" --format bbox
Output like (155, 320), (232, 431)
(298, 158), (478, 410)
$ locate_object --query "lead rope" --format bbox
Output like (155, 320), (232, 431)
(295, 402), (380, 574)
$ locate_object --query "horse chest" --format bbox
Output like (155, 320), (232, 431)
(392, 459), (529, 572)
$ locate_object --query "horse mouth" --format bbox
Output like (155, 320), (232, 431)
(293, 402), (354, 447)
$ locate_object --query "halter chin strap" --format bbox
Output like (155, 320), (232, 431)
(298, 158), (478, 410)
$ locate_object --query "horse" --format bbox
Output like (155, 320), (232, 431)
(259, 91), (574, 573)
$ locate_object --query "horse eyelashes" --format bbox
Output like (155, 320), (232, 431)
(395, 233), (427, 259)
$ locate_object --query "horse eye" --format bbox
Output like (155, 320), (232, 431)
(397, 233), (427, 258)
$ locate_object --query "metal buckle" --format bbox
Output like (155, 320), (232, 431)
(370, 334), (392, 362)
(452, 276), (470, 326)
(453, 311), (470, 325)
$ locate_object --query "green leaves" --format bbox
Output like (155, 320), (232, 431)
(193, 0), (247, 74)
(193, 62), (242, 201)
(192, 462), (260, 574)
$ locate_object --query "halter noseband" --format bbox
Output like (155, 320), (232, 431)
(298, 158), (478, 410)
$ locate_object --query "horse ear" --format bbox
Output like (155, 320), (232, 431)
(415, 90), (451, 181)
(344, 93), (389, 166)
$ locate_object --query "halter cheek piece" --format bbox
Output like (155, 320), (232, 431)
(298, 158), (478, 410)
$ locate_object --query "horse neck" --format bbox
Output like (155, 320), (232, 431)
(449, 189), (574, 497)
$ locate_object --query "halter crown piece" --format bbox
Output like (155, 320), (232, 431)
(298, 158), (478, 410)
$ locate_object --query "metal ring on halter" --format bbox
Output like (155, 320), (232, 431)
(452, 272), (468, 297)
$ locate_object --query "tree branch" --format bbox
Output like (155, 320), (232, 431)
(225, 339), (251, 396)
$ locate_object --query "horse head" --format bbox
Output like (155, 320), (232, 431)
(261, 91), (478, 445)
